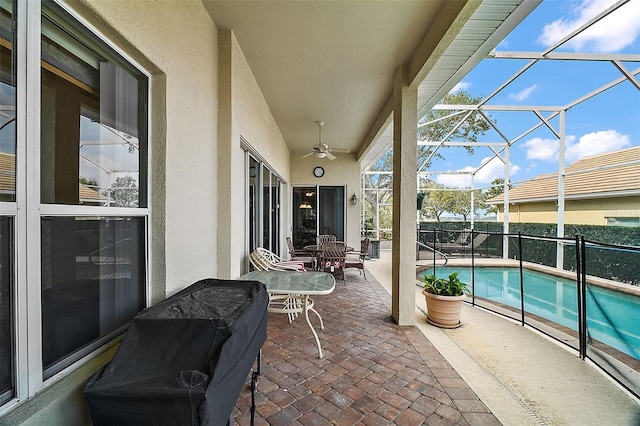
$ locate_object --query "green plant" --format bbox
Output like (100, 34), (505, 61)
(422, 272), (469, 296)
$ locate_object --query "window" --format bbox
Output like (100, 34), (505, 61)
(0, 217), (13, 405)
(292, 186), (345, 248)
(0, 0), (149, 406)
(606, 217), (640, 227)
(37, 1), (148, 378)
(0, 0), (15, 406)
(41, 6), (146, 207)
(40, 216), (145, 374)
(246, 150), (281, 256)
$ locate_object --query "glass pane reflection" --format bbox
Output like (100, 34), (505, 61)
(41, 216), (145, 375)
(40, 11), (146, 207)
(0, 216), (13, 404)
(0, 0), (16, 202)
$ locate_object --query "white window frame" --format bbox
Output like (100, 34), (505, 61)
(0, 0), (153, 412)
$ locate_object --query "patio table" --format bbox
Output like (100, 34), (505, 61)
(303, 244), (354, 254)
(239, 270), (335, 358)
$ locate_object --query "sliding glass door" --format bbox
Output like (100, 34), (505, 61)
(292, 186), (345, 249)
(247, 153), (281, 256)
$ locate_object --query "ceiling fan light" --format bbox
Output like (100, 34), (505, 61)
(315, 152), (326, 159)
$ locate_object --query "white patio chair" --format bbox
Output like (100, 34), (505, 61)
(248, 247), (307, 322)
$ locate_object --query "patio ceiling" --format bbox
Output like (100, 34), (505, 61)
(202, 0), (539, 168)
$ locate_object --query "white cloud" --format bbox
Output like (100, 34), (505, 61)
(522, 137), (565, 161)
(435, 156), (520, 188)
(521, 130), (630, 163)
(450, 81), (471, 93)
(538, 0), (640, 52)
(565, 130), (631, 161)
(509, 84), (537, 101)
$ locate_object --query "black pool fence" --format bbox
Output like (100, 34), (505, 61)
(418, 226), (640, 400)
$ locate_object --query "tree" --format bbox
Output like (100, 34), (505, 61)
(108, 175), (139, 207)
(478, 178), (513, 214)
(417, 90), (492, 166)
(420, 183), (453, 221)
(363, 90), (492, 234)
(449, 190), (472, 221)
(79, 176), (98, 188)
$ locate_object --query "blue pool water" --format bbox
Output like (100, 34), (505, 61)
(419, 266), (640, 360)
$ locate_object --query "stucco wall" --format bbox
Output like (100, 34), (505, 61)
(1, 1), (221, 424)
(80, 0), (220, 297)
(217, 30), (291, 279)
(289, 153), (361, 249)
(497, 197), (640, 226)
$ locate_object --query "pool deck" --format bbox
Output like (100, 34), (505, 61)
(366, 249), (640, 425)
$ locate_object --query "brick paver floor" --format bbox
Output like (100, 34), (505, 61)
(233, 269), (500, 425)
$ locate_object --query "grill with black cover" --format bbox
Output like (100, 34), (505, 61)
(84, 278), (268, 425)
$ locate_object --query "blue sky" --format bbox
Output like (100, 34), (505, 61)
(429, 0), (640, 189)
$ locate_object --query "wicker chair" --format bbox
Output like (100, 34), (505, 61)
(318, 241), (347, 282)
(344, 238), (370, 279)
(285, 237), (315, 270)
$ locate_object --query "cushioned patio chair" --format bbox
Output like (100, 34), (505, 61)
(319, 241), (347, 282)
(434, 231), (490, 255)
(427, 229), (473, 254)
(344, 238), (370, 279)
(286, 237), (315, 270)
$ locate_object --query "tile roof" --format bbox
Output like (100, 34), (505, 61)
(1, 152), (105, 202)
(0, 152), (15, 193)
(488, 146), (640, 204)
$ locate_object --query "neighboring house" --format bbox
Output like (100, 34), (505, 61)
(0, 152), (105, 205)
(78, 183), (107, 206)
(487, 147), (640, 226)
(0, 152), (14, 201)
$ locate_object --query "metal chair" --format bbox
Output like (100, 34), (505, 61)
(249, 247), (306, 272)
(345, 238), (370, 279)
(248, 247), (306, 322)
(319, 241), (347, 282)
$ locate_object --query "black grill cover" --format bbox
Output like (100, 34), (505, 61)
(84, 278), (268, 426)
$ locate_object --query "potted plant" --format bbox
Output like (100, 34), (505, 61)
(422, 272), (469, 328)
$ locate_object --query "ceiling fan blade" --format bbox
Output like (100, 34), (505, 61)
(330, 148), (351, 153)
(301, 152), (314, 159)
(325, 151), (336, 160)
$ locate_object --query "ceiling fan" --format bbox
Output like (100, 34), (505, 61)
(301, 121), (350, 160)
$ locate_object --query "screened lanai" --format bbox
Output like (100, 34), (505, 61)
(362, 0), (640, 261)
(360, 0), (640, 401)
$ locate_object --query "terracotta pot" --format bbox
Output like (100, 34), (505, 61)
(422, 290), (465, 329)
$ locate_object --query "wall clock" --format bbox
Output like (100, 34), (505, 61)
(313, 166), (325, 178)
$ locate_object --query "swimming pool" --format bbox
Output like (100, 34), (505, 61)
(419, 266), (640, 360)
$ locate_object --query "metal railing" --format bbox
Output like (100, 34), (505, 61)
(418, 228), (640, 399)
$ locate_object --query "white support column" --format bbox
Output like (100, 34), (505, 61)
(391, 65), (417, 326)
(556, 110), (566, 269)
(470, 175), (475, 229)
(503, 146), (510, 259)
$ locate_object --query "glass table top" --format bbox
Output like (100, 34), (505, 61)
(239, 271), (335, 295)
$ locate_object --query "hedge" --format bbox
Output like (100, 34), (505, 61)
(418, 221), (640, 286)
